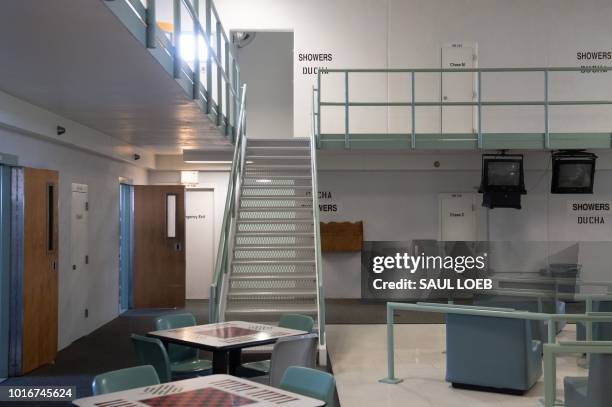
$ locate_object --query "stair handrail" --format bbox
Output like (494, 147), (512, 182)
(311, 86), (326, 352)
(209, 83), (247, 323)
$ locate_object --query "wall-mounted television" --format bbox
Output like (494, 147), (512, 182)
(551, 151), (597, 194)
(479, 154), (526, 209)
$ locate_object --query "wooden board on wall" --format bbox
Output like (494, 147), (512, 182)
(22, 167), (58, 374)
(320, 221), (363, 252)
(133, 185), (185, 309)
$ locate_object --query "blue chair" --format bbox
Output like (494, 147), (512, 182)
(241, 314), (315, 376)
(474, 295), (566, 341)
(155, 313), (212, 378)
(92, 365), (159, 395)
(576, 301), (612, 341)
(445, 313), (542, 393)
(564, 353), (612, 407)
(280, 366), (335, 407)
(131, 334), (172, 383)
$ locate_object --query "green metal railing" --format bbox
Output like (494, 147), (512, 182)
(209, 84), (247, 322)
(311, 87), (326, 353)
(379, 301), (612, 397)
(544, 341), (612, 407)
(315, 67), (612, 150)
(106, 0), (241, 140)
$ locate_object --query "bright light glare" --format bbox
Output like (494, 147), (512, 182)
(179, 34), (208, 63)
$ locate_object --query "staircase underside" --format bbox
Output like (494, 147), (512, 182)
(0, 0), (230, 153)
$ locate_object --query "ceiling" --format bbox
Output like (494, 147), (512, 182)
(0, 0), (230, 153)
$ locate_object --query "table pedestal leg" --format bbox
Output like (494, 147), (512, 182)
(213, 350), (228, 374)
(228, 349), (242, 375)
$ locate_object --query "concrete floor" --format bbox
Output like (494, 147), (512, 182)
(327, 323), (585, 407)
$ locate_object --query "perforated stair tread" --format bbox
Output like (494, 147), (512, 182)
(234, 245), (315, 250)
(228, 289), (318, 297)
(226, 304), (318, 315)
(230, 272), (316, 280)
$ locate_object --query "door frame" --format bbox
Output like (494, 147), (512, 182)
(185, 187), (215, 300)
(118, 183), (134, 313)
(0, 164), (11, 380)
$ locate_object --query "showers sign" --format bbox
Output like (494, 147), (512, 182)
(567, 200), (611, 225)
(298, 52), (334, 75)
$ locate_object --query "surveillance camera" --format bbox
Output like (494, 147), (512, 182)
(133, 154), (141, 161)
(57, 126), (66, 135)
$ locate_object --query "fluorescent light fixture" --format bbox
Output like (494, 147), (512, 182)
(255, 179), (272, 183)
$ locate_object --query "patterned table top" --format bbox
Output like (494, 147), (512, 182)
(73, 374), (324, 407)
(147, 321), (308, 349)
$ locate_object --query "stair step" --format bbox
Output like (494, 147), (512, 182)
(248, 146), (310, 150)
(241, 196), (312, 201)
(240, 207), (313, 212)
(238, 219), (313, 224)
(228, 289), (317, 298)
(242, 185), (312, 190)
(236, 232), (314, 237)
(232, 259), (315, 265)
(247, 155), (311, 160)
(225, 304), (318, 316)
(230, 272), (316, 280)
(246, 165), (311, 170)
(244, 175), (311, 180)
(234, 246), (315, 250)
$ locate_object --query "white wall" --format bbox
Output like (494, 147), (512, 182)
(216, 0), (612, 137)
(0, 128), (147, 350)
(318, 151), (612, 297)
(237, 32), (294, 139)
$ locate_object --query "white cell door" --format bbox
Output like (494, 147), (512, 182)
(185, 190), (215, 299)
(441, 43), (477, 134)
(439, 193), (478, 241)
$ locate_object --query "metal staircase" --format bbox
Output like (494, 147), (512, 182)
(226, 138), (318, 319)
(209, 85), (327, 364)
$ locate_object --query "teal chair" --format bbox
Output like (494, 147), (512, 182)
(280, 366), (335, 407)
(92, 365), (159, 395)
(241, 314), (315, 376)
(154, 313), (212, 378)
(131, 334), (172, 383)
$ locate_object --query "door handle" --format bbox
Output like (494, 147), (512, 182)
(51, 260), (57, 271)
(175, 242), (183, 252)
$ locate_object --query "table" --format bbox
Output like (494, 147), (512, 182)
(147, 321), (308, 374)
(72, 374), (324, 407)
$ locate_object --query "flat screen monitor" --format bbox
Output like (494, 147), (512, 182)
(551, 158), (595, 194)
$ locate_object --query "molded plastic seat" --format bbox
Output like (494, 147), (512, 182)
(248, 333), (318, 387)
(445, 313), (542, 393)
(130, 334), (172, 383)
(92, 365), (160, 395)
(280, 366), (335, 407)
(154, 313), (212, 378)
(241, 314), (315, 375)
(564, 354), (612, 407)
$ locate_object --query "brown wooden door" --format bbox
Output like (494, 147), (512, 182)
(133, 185), (186, 308)
(22, 167), (59, 374)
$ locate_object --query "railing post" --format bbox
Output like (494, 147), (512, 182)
(145, 0), (157, 49)
(543, 345), (555, 407)
(192, 0), (200, 100)
(411, 71), (416, 149)
(344, 71), (349, 149)
(547, 319), (556, 344)
(544, 69), (550, 149)
(205, 0), (212, 114)
(216, 22), (223, 127)
(317, 71), (322, 145)
(172, 0), (181, 79)
(225, 41), (230, 136)
(477, 70), (482, 149)
(379, 303), (403, 384)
